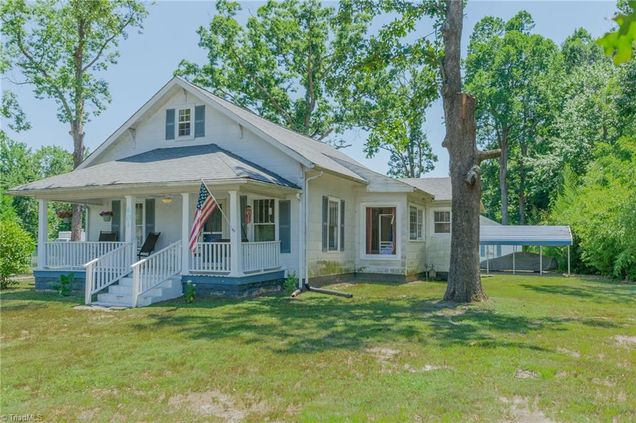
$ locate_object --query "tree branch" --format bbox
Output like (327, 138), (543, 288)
(81, 12), (138, 73)
(477, 148), (501, 163)
(14, 29), (73, 120)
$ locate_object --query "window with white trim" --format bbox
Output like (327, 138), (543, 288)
(253, 199), (275, 241)
(178, 108), (192, 137)
(327, 198), (340, 251)
(365, 206), (396, 255)
(409, 205), (424, 240)
(434, 210), (451, 233)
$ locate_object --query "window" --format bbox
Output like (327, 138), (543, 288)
(434, 211), (451, 233)
(203, 205), (223, 241)
(135, 202), (144, 247)
(365, 207), (396, 255)
(327, 199), (340, 251)
(409, 206), (424, 240)
(253, 199), (275, 241)
(178, 108), (191, 137)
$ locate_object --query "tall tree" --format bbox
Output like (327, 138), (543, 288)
(465, 12), (558, 224)
(439, 0), (500, 301)
(1, 0), (147, 240)
(344, 54), (439, 177)
(177, 0), (372, 148)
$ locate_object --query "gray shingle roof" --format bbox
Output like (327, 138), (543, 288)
(10, 144), (298, 192)
(400, 177), (451, 200)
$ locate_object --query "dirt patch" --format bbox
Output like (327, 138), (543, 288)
(500, 396), (554, 423)
(614, 335), (636, 346)
(168, 390), (266, 421)
(557, 347), (581, 358)
(366, 347), (400, 362)
(515, 369), (539, 380)
(403, 363), (451, 373)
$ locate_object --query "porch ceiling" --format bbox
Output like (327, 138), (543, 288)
(8, 144), (300, 200)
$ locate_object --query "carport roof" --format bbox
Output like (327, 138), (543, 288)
(480, 225), (573, 246)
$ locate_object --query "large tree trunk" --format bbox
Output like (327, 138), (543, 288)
(440, 0), (498, 302)
(499, 133), (509, 225)
(70, 120), (84, 241)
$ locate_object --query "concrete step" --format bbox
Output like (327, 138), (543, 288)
(97, 292), (134, 307)
(109, 284), (133, 295)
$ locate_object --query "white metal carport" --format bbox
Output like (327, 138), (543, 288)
(480, 225), (573, 276)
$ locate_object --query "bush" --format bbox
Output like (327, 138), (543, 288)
(0, 219), (34, 289)
(282, 272), (298, 295)
(551, 138), (636, 280)
(184, 280), (196, 303)
(55, 273), (74, 296)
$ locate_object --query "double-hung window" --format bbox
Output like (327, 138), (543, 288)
(409, 206), (424, 240)
(253, 199), (275, 242)
(327, 198), (340, 251)
(434, 210), (451, 234)
(178, 108), (192, 137)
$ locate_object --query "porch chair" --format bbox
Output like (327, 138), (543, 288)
(137, 232), (161, 260)
(98, 231), (118, 241)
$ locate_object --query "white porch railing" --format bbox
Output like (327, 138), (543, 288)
(84, 243), (132, 304)
(46, 241), (126, 269)
(131, 240), (182, 306)
(190, 242), (231, 273)
(242, 241), (280, 273)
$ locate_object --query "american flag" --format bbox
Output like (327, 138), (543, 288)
(188, 182), (218, 253)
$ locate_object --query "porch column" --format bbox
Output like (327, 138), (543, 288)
(228, 190), (243, 276)
(37, 199), (48, 268)
(124, 195), (136, 261)
(181, 193), (190, 275)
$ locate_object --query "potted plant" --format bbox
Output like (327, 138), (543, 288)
(56, 209), (73, 223)
(99, 210), (113, 222)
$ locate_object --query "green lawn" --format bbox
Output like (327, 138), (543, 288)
(1, 275), (635, 422)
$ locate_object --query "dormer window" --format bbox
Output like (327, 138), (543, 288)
(165, 105), (205, 140)
(178, 108), (192, 137)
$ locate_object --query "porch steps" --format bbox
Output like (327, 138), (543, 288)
(94, 276), (183, 307)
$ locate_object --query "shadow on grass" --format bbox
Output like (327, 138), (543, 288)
(130, 295), (583, 354)
(520, 282), (636, 304)
(0, 288), (82, 305)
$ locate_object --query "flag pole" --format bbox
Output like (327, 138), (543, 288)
(200, 178), (235, 233)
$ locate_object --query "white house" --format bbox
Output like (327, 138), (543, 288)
(10, 77), (463, 307)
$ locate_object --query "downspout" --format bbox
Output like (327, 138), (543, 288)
(301, 170), (323, 289)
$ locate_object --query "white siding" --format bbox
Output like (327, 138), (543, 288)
(425, 201), (451, 273)
(89, 90), (303, 186)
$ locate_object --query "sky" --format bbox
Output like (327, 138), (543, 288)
(1, 0), (620, 178)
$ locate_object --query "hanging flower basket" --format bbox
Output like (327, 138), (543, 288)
(99, 210), (113, 222)
(56, 210), (73, 223)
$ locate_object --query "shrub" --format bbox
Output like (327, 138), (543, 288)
(55, 273), (74, 296)
(282, 272), (298, 295)
(0, 219), (34, 289)
(184, 280), (196, 303)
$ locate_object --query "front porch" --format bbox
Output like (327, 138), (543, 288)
(33, 183), (294, 305)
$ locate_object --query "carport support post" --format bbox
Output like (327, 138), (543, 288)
(567, 246), (571, 276)
(486, 245), (490, 275)
(37, 199), (48, 268)
(181, 193), (190, 275)
(512, 245), (516, 275)
(539, 245), (543, 276)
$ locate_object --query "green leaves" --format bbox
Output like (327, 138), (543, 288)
(597, 1), (636, 65)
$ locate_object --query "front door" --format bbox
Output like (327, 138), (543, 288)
(379, 213), (395, 255)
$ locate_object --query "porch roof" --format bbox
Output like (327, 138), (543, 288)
(9, 144), (299, 195)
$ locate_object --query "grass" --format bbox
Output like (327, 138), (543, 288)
(1, 275), (635, 421)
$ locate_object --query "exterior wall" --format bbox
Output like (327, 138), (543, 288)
(306, 173), (358, 277)
(405, 194), (428, 276)
(425, 200), (451, 274)
(89, 89), (304, 186)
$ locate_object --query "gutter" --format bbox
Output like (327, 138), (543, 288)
(299, 170), (323, 289)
